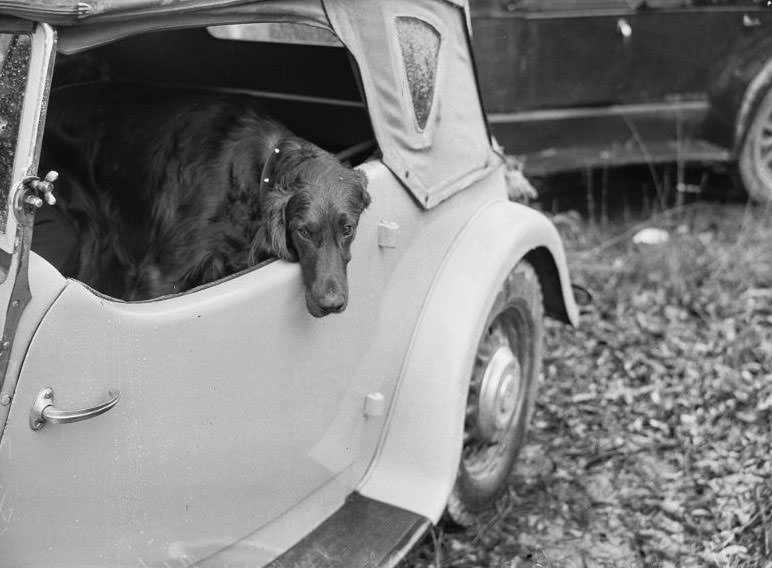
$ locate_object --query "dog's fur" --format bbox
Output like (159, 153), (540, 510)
(39, 85), (370, 316)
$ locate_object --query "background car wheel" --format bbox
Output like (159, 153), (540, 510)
(738, 83), (772, 204)
(447, 261), (544, 526)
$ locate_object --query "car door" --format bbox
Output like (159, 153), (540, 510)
(0, 256), (382, 568)
(470, 0), (640, 162)
(471, 0), (638, 113)
(0, 30), (384, 568)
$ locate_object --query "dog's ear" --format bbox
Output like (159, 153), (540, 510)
(354, 169), (371, 211)
(250, 189), (296, 263)
(249, 140), (304, 264)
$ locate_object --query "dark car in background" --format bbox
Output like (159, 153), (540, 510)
(471, 0), (772, 201)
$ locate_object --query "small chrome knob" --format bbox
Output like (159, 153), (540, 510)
(28, 170), (58, 206)
(617, 18), (632, 40)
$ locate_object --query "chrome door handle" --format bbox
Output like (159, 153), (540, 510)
(29, 386), (120, 430)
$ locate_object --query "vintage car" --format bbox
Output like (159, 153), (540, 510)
(471, 0), (772, 202)
(0, 1), (577, 566)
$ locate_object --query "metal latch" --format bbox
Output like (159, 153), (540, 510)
(14, 170), (58, 221)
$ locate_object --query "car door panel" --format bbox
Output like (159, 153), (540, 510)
(473, 13), (632, 113)
(0, 238), (380, 566)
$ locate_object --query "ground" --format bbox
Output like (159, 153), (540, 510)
(404, 167), (772, 567)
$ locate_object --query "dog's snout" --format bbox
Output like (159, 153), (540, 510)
(299, 225), (355, 317)
(303, 267), (351, 316)
(317, 283), (346, 312)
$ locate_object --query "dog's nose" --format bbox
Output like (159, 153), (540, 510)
(318, 291), (345, 312)
(316, 281), (346, 312)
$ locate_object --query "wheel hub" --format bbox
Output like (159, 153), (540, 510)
(477, 344), (521, 441)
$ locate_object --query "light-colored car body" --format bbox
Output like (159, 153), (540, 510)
(0, 1), (577, 566)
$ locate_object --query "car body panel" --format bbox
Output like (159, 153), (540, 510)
(1, 259), (377, 566)
(359, 179), (577, 521)
(196, 467), (357, 566)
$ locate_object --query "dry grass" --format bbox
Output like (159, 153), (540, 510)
(403, 173), (772, 567)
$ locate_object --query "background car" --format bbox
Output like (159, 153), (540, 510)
(471, 0), (772, 202)
(0, 1), (577, 567)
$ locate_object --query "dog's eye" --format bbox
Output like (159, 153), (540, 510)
(342, 225), (354, 237)
(297, 227), (310, 240)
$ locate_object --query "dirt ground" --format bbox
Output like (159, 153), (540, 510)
(405, 168), (772, 567)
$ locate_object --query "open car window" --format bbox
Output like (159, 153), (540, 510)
(35, 21), (374, 301)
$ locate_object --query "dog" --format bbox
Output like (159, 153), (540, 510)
(37, 84), (371, 317)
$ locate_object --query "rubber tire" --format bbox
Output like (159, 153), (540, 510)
(446, 261), (544, 526)
(738, 82), (772, 204)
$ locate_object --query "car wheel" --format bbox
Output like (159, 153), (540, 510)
(447, 260), (544, 526)
(738, 83), (772, 203)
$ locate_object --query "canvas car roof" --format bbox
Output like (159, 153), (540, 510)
(0, 0), (468, 26)
(0, 0), (317, 26)
(0, 0), (494, 210)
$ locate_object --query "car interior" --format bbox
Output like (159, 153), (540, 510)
(36, 24), (377, 299)
(51, 25), (376, 163)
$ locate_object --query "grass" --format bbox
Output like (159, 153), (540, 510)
(403, 166), (772, 568)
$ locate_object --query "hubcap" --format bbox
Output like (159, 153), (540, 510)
(477, 344), (521, 441)
(463, 313), (528, 478)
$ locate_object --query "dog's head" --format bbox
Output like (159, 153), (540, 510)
(253, 138), (370, 317)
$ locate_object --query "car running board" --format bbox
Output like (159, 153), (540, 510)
(266, 493), (430, 568)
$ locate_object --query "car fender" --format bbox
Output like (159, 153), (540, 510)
(357, 199), (577, 522)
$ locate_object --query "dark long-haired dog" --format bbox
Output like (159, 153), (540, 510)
(38, 85), (370, 317)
